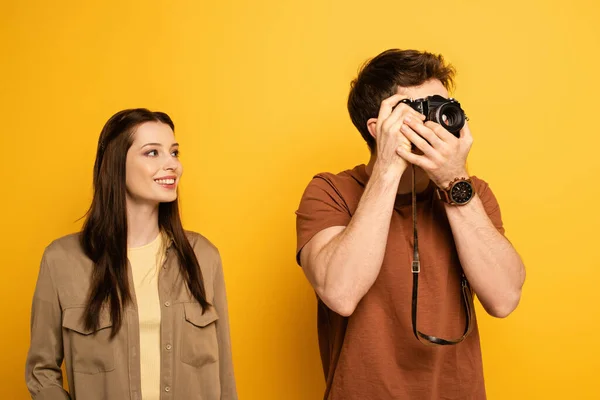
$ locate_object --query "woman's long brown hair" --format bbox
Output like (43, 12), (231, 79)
(80, 108), (209, 337)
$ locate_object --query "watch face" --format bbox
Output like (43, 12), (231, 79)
(450, 181), (474, 204)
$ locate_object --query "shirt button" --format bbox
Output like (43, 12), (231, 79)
(166, 344), (172, 350)
(165, 386), (171, 392)
(164, 301), (171, 307)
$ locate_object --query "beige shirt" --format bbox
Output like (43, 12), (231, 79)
(128, 233), (164, 400)
(26, 231), (237, 400)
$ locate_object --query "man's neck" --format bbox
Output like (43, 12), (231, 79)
(366, 155), (431, 194)
(126, 198), (160, 248)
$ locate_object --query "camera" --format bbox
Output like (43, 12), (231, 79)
(400, 95), (466, 136)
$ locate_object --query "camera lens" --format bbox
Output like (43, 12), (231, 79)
(433, 102), (465, 136)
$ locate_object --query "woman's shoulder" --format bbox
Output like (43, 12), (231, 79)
(43, 232), (84, 260)
(40, 233), (93, 283)
(185, 230), (220, 260)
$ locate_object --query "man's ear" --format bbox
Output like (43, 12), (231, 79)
(367, 118), (378, 142)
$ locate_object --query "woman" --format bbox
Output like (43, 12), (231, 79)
(25, 109), (237, 400)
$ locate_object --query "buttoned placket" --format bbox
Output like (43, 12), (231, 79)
(159, 245), (174, 400)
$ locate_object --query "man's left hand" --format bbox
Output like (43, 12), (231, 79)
(396, 116), (473, 188)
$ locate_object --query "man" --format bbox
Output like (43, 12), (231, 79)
(295, 49), (525, 399)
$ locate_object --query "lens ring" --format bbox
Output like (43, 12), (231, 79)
(436, 103), (465, 134)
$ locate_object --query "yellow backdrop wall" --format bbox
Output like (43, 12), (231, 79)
(1, 0), (598, 398)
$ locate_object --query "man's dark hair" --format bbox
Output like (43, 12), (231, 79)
(347, 49), (456, 152)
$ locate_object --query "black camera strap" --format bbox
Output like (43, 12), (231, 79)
(410, 164), (475, 345)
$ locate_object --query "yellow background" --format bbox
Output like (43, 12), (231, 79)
(1, 0), (599, 399)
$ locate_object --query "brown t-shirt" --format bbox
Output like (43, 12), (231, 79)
(295, 164), (505, 400)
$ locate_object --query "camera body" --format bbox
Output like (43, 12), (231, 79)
(400, 95), (466, 136)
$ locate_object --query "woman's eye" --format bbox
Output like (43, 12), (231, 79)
(171, 149), (180, 157)
(146, 150), (158, 157)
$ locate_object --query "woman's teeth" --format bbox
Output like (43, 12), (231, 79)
(155, 179), (175, 185)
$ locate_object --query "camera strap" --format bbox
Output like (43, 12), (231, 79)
(411, 164), (475, 345)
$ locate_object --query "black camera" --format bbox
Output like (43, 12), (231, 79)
(400, 95), (466, 136)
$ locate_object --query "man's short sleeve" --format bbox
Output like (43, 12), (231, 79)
(473, 176), (506, 235)
(295, 175), (351, 265)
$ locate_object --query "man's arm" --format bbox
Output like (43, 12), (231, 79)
(444, 193), (525, 317)
(300, 96), (424, 316)
(301, 166), (401, 316)
(397, 118), (525, 317)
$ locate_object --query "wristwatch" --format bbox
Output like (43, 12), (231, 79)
(436, 177), (474, 205)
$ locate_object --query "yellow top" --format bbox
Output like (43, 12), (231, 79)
(128, 233), (165, 400)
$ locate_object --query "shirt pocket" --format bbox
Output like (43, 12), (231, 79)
(180, 302), (219, 368)
(62, 307), (115, 374)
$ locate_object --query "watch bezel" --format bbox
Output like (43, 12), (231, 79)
(449, 180), (474, 205)
(436, 177), (474, 205)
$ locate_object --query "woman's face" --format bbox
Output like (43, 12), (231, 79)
(125, 121), (182, 206)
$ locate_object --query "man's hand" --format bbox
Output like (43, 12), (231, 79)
(370, 95), (425, 177)
(395, 117), (473, 188)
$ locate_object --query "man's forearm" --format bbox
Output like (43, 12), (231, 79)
(314, 164), (402, 315)
(444, 194), (526, 317)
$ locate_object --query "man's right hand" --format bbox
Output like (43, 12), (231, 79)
(370, 94), (425, 177)
(299, 95), (425, 316)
